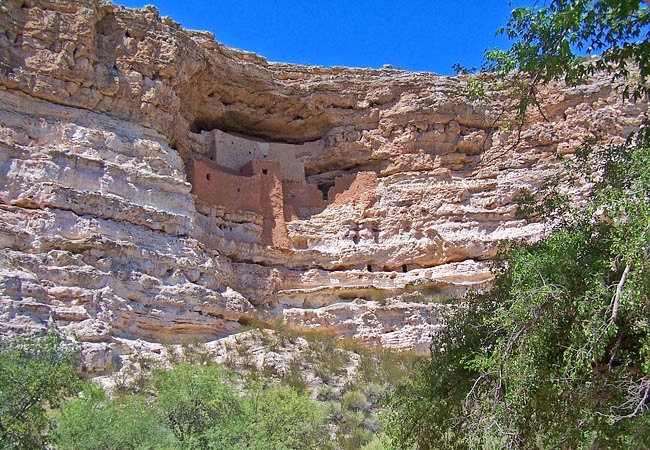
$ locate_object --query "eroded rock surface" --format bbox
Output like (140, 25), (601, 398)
(0, 0), (646, 369)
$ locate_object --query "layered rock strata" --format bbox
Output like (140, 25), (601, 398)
(0, 0), (646, 369)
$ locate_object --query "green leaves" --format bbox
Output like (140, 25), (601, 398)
(54, 363), (331, 450)
(485, 0), (650, 123)
(0, 330), (80, 449)
(386, 125), (650, 448)
(55, 385), (176, 450)
(236, 382), (331, 450)
(153, 364), (243, 445)
(467, 76), (488, 101)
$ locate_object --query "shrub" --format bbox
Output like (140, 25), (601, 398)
(0, 330), (80, 448)
(153, 363), (243, 446)
(337, 410), (374, 449)
(55, 385), (176, 449)
(385, 128), (650, 448)
(362, 382), (387, 402)
(53, 362), (332, 449)
(237, 383), (332, 449)
(317, 385), (339, 401)
(341, 390), (370, 411)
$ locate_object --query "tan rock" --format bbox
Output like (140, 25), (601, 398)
(0, 0), (646, 367)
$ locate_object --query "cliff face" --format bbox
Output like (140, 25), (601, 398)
(0, 0), (646, 369)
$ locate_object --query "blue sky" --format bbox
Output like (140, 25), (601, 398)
(115, 0), (534, 74)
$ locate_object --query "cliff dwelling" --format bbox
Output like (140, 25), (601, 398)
(3, 0), (647, 392)
(187, 130), (366, 248)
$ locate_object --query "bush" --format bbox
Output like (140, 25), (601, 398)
(362, 382), (386, 402)
(0, 330), (80, 448)
(337, 409), (374, 449)
(236, 382), (332, 449)
(360, 435), (389, 450)
(385, 127), (650, 448)
(317, 385), (339, 401)
(341, 390), (370, 411)
(53, 362), (332, 449)
(153, 363), (243, 446)
(55, 385), (177, 449)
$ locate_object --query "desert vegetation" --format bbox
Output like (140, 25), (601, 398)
(0, 325), (415, 449)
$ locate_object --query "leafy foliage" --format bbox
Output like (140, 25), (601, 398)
(55, 363), (331, 449)
(232, 382), (331, 449)
(60, 325), (416, 450)
(153, 364), (243, 447)
(386, 2), (649, 448)
(385, 119), (650, 449)
(480, 0), (649, 141)
(55, 385), (176, 450)
(467, 76), (488, 101)
(0, 330), (80, 449)
(485, 0), (650, 100)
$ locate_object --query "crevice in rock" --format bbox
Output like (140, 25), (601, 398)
(316, 182), (333, 201)
(7, 202), (190, 241)
(95, 13), (120, 67)
(189, 115), (328, 144)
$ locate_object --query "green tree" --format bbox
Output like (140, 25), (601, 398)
(153, 363), (244, 447)
(229, 382), (332, 450)
(55, 384), (177, 450)
(485, 0), (649, 124)
(54, 363), (332, 449)
(386, 1), (650, 448)
(386, 127), (650, 448)
(0, 330), (80, 449)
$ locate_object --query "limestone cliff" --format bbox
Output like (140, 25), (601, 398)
(0, 0), (646, 370)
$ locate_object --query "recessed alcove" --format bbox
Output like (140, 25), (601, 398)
(188, 112), (329, 144)
(185, 129), (329, 246)
(185, 128), (378, 249)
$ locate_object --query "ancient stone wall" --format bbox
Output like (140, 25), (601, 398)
(189, 131), (331, 244)
(187, 157), (262, 216)
(187, 156), (291, 246)
(266, 142), (321, 182)
(283, 182), (326, 219)
(327, 173), (357, 202)
(212, 130), (322, 183)
(213, 130), (270, 171)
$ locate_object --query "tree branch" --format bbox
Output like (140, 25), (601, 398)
(615, 380), (650, 422)
(610, 262), (632, 323)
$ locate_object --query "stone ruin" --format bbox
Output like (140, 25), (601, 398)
(187, 130), (362, 248)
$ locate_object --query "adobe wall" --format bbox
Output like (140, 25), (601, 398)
(188, 131), (379, 249)
(211, 130), (323, 183)
(328, 172), (379, 208)
(327, 173), (357, 202)
(239, 158), (291, 247)
(240, 160), (282, 178)
(283, 182), (326, 219)
(187, 155), (293, 248)
(187, 157), (263, 216)
(213, 130), (269, 170)
(267, 144), (309, 182)
(258, 166), (290, 249)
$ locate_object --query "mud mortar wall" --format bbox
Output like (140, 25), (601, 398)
(187, 157), (263, 218)
(212, 129), (322, 183)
